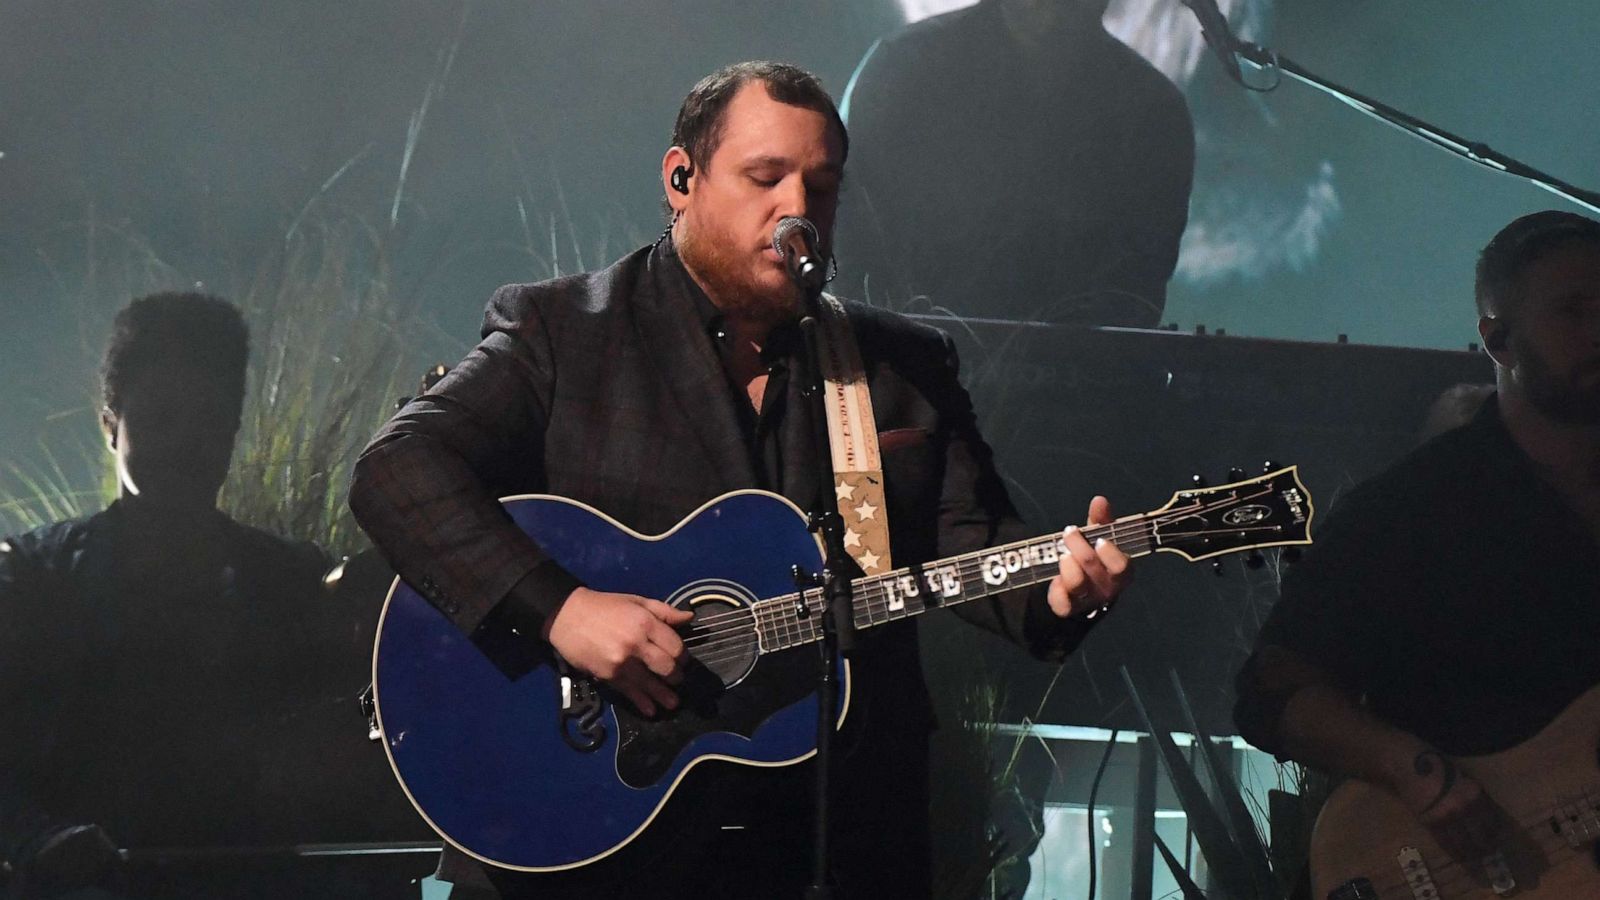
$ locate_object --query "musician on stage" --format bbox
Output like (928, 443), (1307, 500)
(0, 293), (421, 898)
(349, 61), (1132, 899)
(835, 0), (1193, 326)
(1234, 211), (1600, 869)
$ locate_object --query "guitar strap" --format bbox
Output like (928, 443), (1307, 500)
(814, 295), (892, 575)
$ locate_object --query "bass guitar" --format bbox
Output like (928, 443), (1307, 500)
(373, 467), (1313, 871)
(1313, 684), (1600, 899)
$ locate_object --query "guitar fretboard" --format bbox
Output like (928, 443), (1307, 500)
(749, 516), (1161, 652)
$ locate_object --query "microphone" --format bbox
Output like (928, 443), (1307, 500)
(1179, 0), (1243, 82)
(772, 216), (826, 294)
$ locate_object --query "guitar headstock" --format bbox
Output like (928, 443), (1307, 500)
(1149, 465), (1313, 562)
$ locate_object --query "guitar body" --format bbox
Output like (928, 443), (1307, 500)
(1311, 685), (1600, 899)
(372, 491), (844, 871)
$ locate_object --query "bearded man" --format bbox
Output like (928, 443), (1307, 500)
(1234, 210), (1600, 879)
(350, 61), (1131, 899)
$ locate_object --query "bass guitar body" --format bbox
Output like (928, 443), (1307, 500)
(372, 491), (843, 872)
(1312, 685), (1600, 899)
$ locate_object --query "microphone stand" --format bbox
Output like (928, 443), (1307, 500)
(790, 251), (854, 900)
(1185, 4), (1600, 216)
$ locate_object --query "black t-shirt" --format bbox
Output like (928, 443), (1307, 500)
(0, 504), (374, 854)
(1234, 395), (1600, 757)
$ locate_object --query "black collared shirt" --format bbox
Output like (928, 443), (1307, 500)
(1234, 395), (1600, 756)
(665, 237), (801, 493)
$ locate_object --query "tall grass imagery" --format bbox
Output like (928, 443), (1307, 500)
(223, 217), (429, 557)
(0, 212), (432, 558)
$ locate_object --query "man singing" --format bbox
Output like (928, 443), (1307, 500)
(351, 61), (1131, 899)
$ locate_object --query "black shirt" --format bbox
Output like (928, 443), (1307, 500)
(0, 504), (359, 851)
(1233, 395), (1600, 757)
(669, 236), (800, 494)
(836, 0), (1193, 326)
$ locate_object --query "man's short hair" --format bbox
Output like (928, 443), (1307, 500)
(101, 292), (250, 418)
(670, 61), (848, 171)
(1475, 210), (1600, 317)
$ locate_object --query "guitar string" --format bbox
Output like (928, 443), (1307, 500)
(681, 525), (1155, 640)
(519, 480), (1287, 653)
(679, 532), (1179, 661)
(644, 485), (1291, 663)
(678, 515), (1298, 660)
(677, 516), (1160, 632)
(670, 480), (1285, 639)
(677, 531), (1159, 656)
(677, 507), (1187, 637)
(683, 535), (1174, 667)
(681, 525), (1145, 643)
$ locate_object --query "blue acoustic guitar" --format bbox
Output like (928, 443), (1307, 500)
(372, 467), (1313, 872)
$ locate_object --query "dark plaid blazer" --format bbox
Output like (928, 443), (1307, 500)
(348, 240), (1093, 894)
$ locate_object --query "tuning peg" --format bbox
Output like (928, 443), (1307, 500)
(1228, 467), (1245, 482)
(1192, 474), (1208, 489)
(1212, 560), (1225, 576)
(1263, 459), (1278, 473)
(1245, 551), (1265, 570)
(1282, 547), (1302, 564)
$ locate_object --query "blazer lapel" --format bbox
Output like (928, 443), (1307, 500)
(630, 249), (757, 494)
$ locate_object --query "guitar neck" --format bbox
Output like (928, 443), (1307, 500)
(750, 515), (1160, 652)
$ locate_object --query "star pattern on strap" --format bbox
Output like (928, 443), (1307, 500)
(834, 472), (890, 573)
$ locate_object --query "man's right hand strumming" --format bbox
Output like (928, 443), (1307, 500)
(541, 587), (692, 717)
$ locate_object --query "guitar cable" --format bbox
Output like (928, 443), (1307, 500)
(1084, 728), (1120, 900)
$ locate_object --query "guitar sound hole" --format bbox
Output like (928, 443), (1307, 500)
(679, 594), (759, 689)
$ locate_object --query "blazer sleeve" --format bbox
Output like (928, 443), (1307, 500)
(348, 288), (580, 640)
(927, 333), (1097, 662)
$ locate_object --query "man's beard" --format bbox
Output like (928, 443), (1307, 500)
(678, 218), (803, 325)
(1518, 342), (1600, 426)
